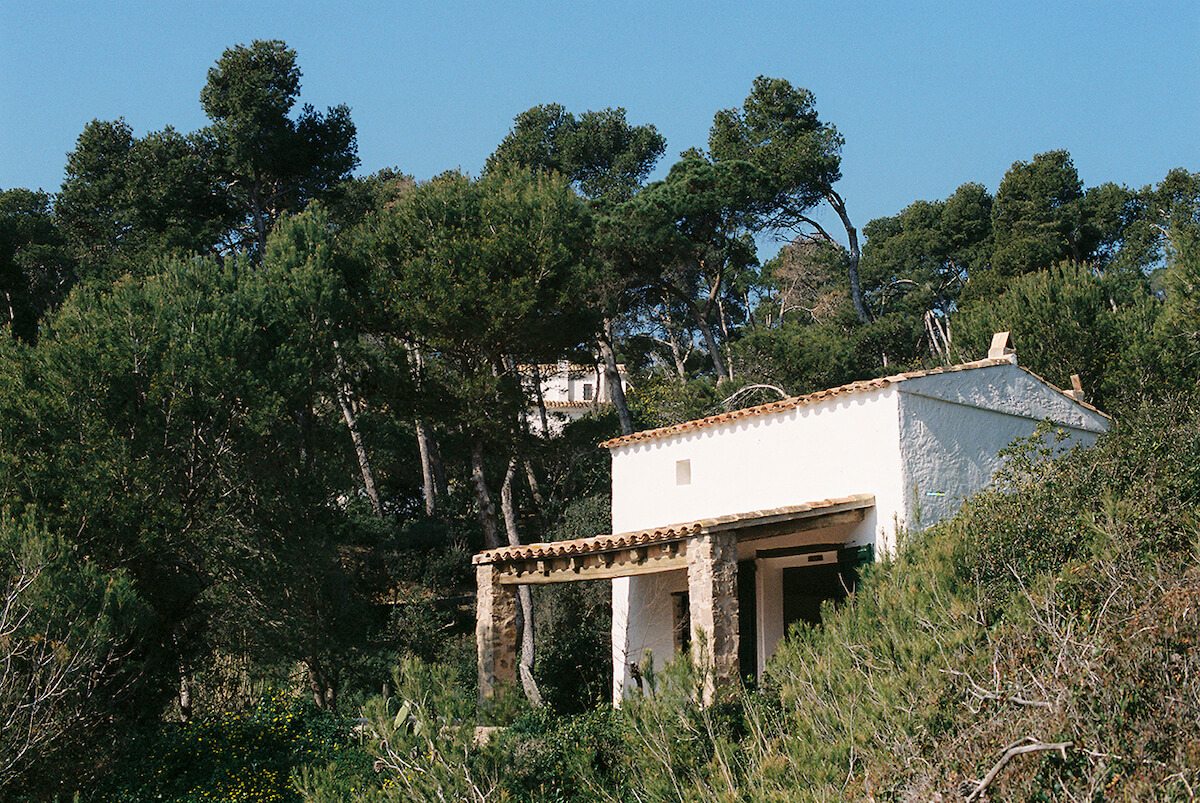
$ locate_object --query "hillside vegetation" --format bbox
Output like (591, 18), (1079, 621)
(272, 395), (1200, 802)
(2, 38), (1199, 801)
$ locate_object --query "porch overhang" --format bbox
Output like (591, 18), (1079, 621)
(472, 493), (875, 585)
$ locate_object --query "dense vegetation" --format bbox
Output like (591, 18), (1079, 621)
(0, 38), (1197, 801)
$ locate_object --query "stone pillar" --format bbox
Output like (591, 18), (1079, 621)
(687, 531), (739, 703)
(476, 563), (517, 710)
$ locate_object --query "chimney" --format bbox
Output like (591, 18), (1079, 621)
(987, 331), (1016, 362)
(1065, 374), (1086, 402)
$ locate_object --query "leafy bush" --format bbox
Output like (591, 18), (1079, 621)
(532, 581), (611, 714)
(500, 707), (632, 802)
(0, 509), (151, 800)
(963, 395), (1200, 607)
(91, 693), (361, 803)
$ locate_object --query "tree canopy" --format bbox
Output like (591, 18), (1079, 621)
(2, 48), (1198, 796)
(486, 104), (665, 203)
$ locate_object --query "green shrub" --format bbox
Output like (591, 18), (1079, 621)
(533, 581), (611, 714)
(500, 707), (632, 802)
(0, 508), (153, 800)
(964, 395), (1200, 610)
(90, 693), (362, 803)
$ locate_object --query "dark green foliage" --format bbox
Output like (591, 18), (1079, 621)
(0, 188), (75, 343)
(487, 104), (665, 204)
(500, 708), (632, 801)
(731, 311), (927, 397)
(709, 76), (843, 223)
(533, 421), (617, 534)
(709, 76), (870, 322)
(860, 182), (992, 316)
(627, 374), (726, 428)
(360, 166), (599, 450)
(89, 694), (358, 803)
(56, 40), (356, 273)
(370, 517), (476, 666)
(202, 40), (358, 255)
(599, 150), (772, 382)
(953, 261), (1172, 411)
(991, 150), (1095, 276)
(1156, 169), (1200, 359)
(0, 205), (384, 730)
(56, 120), (237, 278)
(326, 168), (415, 231)
(532, 581), (611, 714)
(731, 321), (861, 394)
(0, 509), (152, 799)
(964, 396), (1200, 603)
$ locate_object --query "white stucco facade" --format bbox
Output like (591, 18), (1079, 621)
(525, 361), (629, 435)
(607, 355), (1111, 700)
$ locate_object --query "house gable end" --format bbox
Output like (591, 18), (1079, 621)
(896, 363), (1110, 529)
(898, 363), (1109, 434)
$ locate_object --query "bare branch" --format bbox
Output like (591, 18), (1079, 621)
(964, 738), (1073, 803)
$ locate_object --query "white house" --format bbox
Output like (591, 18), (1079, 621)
(475, 334), (1110, 706)
(525, 361), (630, 436)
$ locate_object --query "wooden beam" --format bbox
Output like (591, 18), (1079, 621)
(735, 508), (867, 542)
(703, 496), (873, 535)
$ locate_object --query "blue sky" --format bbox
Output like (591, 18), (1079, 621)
(2, 1), (1196, 250)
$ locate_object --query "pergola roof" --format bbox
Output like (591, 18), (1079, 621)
(473, 494), (875, 583)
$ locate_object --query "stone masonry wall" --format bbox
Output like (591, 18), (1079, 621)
(475, 563), (517, 709)
(686, 531), (739, 702)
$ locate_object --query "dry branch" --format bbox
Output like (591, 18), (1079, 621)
(963, 737), (1073, 802)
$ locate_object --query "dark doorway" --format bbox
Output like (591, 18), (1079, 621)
(781, 562), (847, 629)
(737, 560), (757, 682)
(780, 545), (873, 632)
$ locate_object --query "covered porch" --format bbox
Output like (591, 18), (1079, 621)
(473, 493), (875, 707)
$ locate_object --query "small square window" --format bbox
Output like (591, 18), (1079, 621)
(675, 459), (691, 486)
(583, 383), (593, 401)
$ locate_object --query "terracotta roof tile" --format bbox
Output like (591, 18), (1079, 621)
(473, 493), (874, 565)
(600, 355), (1104, 449)
(546, 400), (607, 409)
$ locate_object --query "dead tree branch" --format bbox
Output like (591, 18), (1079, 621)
(964, 738), (1073, 803)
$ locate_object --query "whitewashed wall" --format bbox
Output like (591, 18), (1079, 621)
(610, 387), (907, 699)
(610, 570), (687, 701)
(609, 387), (907, 540)
(897, 364), (1110, 528)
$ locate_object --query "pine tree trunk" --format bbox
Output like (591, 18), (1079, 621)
(415, 418), (437, 516)
(717, 295), (735, 382)
(530, 362), (551, 437)
(334, 345), (382, 517)
(307, 659), (337, 712)
(655, 302), (690, 384)
(828, 190), (871, 324)
(408, 344), (446, 516)
(429, 426), (448, 501)
(598, 318), (634, 436)
(688, 298), (729, 382)
(501, 457), (543, 707)
(523, 459), (545, 512)
(470, 441), (501, 550)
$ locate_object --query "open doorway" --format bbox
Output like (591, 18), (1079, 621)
(748, 544), (873, 680)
